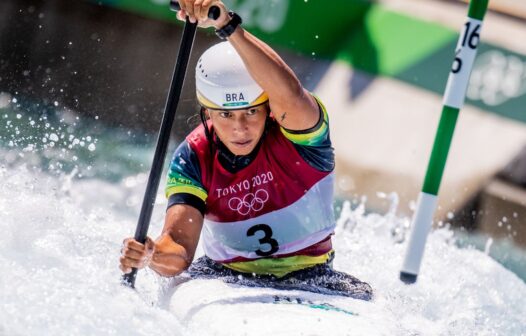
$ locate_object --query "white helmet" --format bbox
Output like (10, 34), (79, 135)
(196, 42), (268, 110)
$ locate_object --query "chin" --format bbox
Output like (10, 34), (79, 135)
(232, 148), (253, 156)
(229, 143), (256, 156)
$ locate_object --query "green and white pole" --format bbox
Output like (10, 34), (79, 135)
(400, 0), (489, 284)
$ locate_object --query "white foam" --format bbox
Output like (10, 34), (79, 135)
(0, 165), (524, 335)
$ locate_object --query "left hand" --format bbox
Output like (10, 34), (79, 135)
(119, 237), (155, 274)
(176, 0), (230, 29)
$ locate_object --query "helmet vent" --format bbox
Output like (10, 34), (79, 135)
(196, 42), (264, 109)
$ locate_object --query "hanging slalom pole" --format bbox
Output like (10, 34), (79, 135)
(400, 0), (489, 284)
(121, 1), (220, 288)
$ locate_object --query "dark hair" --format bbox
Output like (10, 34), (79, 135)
(199, 106), (215, 155)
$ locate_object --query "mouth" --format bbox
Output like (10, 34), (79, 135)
(231, 140), (253, 148)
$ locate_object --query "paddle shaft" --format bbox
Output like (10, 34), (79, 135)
(122, 2), (219, 288)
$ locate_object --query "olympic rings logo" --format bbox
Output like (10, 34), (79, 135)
(228, 189), (269, 215)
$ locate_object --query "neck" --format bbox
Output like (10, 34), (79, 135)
(216, 137), (262, 173)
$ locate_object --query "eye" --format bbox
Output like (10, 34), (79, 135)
(247, 108), (258, 116)
(218, 111), (231, 118)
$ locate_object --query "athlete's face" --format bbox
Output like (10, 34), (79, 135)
(206, 103), (268, 156)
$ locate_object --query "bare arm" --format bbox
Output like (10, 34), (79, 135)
(120, 204), (203, 277)
(151, 204), (203, 276)
(227, 29), (319, 131)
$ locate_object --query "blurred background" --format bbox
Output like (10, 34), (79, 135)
(1, 0), (525, 280)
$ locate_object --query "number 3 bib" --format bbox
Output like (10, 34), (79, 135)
(188, 121), (336, 263)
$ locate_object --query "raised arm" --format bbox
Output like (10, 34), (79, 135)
(177, 0), (320, 131)
(227, 29), (319, 130)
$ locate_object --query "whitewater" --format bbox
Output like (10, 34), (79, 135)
(1, 98), (525, 335)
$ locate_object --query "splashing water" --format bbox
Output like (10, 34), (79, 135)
(1, 96), (525, 335)
(0, 163), (524, 335)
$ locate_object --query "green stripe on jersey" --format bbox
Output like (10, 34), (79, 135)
(165, 171), (208, 201)
(280, 108), (329, 146)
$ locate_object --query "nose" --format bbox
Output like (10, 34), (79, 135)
(232, 113), (248, 131)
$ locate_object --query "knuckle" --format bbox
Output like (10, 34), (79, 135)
(119, 257), (131, 267)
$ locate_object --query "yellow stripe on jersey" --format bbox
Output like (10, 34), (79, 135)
(165, 185), (208, 202)
(279, 95), (329, 146)
(223, 251), (333, 278)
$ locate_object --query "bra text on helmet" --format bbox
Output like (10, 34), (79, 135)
(225, 92), (245, 102)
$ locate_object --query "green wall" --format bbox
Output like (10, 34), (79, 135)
(88, 0), (526, 124)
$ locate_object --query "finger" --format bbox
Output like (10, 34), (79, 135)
(124, 239), (147, 253)
(123, 237), (142, 248)
(177, 0), (191, 20)
(176, 9), (187, 21)
(120, 255), (148, 269)
(120, 255), (138, 269)
(194, 0), (204, 21)
(119, 264), (132, 274)
(177, 0), (188, 12)
(207, 1), (229, 28)
(175, 9), (185, 21)
(122, 247), (145, 261)
(184, 1), (195, 21)
(122, 238), (144, 254)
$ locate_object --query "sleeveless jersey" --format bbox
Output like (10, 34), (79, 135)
(188, 121), (335, 263)
(166, 97), (335, 276)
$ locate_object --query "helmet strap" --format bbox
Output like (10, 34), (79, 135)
(199, 107), (215, 155)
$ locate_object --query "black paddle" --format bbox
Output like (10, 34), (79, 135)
(122, 1), (220, 288)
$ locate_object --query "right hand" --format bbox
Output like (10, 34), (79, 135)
(119, 237), (155, 274)
(175, 0), (230, 29)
